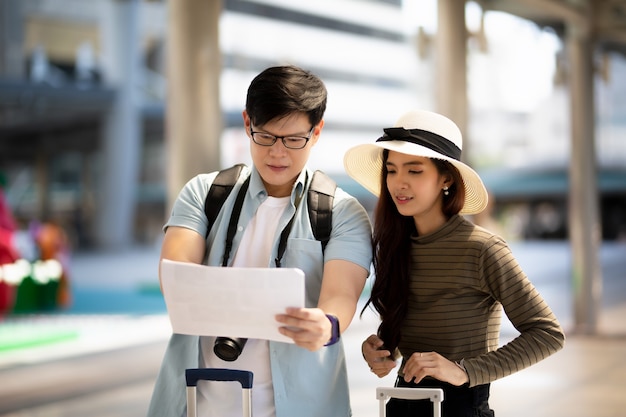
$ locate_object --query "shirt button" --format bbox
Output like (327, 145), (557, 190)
(237, 226), (243, 232)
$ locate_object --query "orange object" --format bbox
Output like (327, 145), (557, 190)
(34, 223), (72, 309)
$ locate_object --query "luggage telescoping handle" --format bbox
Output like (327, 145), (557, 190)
(186, 368), (254, 417)
(186, 368), (254, 388)
(377, 387), (444, 417)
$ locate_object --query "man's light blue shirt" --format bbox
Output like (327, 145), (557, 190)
(147, 165), (373, 417)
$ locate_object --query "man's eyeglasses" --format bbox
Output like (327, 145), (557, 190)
(250, 126), (315, 150)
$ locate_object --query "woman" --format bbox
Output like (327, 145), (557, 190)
(343, 110), (565, 417)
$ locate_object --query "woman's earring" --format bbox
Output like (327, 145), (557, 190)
(443, 186), (449, 196)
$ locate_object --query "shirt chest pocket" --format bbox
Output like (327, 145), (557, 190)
(281, 238), (324, 307)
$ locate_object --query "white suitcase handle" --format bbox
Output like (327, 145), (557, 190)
(376, 387), (444, 417)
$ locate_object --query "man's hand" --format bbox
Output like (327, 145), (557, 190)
(276, 307), (331, 351)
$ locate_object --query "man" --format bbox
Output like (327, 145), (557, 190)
(147, 65), (373, 417)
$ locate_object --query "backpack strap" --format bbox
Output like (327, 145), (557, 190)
(308, 170), (336, 251)
(221, 175), (250, 267)
(204, 163), (247, 238)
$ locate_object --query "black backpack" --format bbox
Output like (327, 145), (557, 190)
(204, 164), (336, 265)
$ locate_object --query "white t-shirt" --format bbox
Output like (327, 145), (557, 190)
(197, 196), (290, 417)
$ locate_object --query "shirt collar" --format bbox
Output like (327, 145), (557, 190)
(249, 165), (309, 204)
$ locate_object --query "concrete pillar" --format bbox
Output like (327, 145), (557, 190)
(566, 23), (602, 334)
(0, 0), (24, 77)
(165, 0), (223, 215)
(96, 0), (142, 248)
(435, 0), (468, 150)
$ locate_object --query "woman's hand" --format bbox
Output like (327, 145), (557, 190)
(276, 307), (331, 351)
(402, 351), (469, 386)
(362, 334), (397, 378)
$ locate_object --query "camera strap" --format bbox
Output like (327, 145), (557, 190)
(221, 173), (307, 268)
(274, 173), (307, 268)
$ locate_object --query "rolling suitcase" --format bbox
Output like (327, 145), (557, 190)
(186, 368), (254, 417)
(377, 387), (444, 417)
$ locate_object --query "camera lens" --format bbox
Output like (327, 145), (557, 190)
(214, 337), (247, 361)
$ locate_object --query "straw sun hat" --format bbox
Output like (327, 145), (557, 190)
(343, 109), (488, 215)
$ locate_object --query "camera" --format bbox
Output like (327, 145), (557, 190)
(213, 337), (248, 361)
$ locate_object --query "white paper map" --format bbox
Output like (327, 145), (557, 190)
(160, 259), (305, 343)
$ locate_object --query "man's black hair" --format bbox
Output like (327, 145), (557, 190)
(245, 65), (327, 128)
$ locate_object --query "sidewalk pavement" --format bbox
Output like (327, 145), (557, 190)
(1, 241), (625, 417)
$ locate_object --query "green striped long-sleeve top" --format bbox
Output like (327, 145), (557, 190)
(398, 215), (565, 387)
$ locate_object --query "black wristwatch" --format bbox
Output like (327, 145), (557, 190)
(324, 314), (340, 346)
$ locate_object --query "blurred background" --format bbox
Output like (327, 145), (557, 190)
(0, 0), (625, 416)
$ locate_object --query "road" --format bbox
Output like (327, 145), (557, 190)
(0, 340), (166, 417)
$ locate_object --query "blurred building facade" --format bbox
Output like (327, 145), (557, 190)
(0, 0), (625, 250)
(0, 0), (425, 249)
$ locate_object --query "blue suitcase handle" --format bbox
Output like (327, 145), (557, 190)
(185, 368), (253, 389)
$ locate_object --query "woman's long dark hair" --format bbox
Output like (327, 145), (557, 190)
(361, 150), (465, 356)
